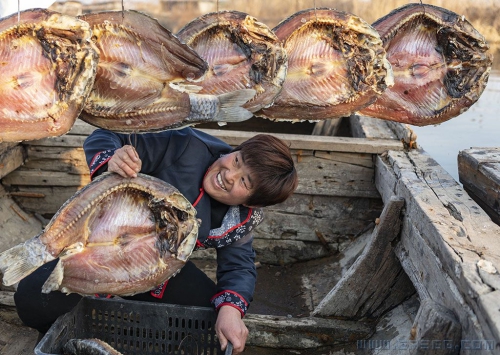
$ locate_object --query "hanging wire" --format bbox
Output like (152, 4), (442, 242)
(121, 0), (125, 21)
(217, 0), (220, 24)
(128, 132), (138, 149)
(17, 0), (21, 31)
(314, 0), (318, 21)
(419, 0), (426, 16)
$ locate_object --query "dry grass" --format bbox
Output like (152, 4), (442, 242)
(153, 0), (500, 43)
(53, 0), (499, 69)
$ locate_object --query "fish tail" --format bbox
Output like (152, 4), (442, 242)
(42, 259), (64, 294)
(0, 238), (55, 286)
(216, 89), (256, 123)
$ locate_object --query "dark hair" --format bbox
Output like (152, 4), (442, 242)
(233, 134), (298, 207)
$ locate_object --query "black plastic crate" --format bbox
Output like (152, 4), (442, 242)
(34, 297), (224, 355)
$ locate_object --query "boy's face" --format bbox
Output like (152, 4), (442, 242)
(203, 151), (254, 207)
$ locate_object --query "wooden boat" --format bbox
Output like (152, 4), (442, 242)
(458, 147), (500, 226)
(1, 113), (499, 354)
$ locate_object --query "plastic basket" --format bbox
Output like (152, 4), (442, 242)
(34, 297), (224, 355)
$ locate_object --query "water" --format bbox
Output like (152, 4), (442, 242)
(411, 70), (500, 183)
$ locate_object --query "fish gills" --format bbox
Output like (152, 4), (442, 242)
(177, 10), (288, 113)
(256, 8), (393, 121)
(0, 8), (98, 142)
(359, 3), (493, 126)
(79, 10), (255, 133)
(0, 173), (198, 296)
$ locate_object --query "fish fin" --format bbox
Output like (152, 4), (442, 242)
(216, 89), (256, 123)
(0, 238), (54, 286)
(169, 82), (203, 93)
(42, 259), (64, 294)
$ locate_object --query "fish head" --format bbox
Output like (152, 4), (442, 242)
(149, 194), (199, 262)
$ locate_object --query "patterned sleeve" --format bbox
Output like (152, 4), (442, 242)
(83, 129), (125, 179)
(209, 207), (264, 316)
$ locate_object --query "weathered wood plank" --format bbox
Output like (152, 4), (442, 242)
(350, 114), (417, 148)
(67, 119), (98, 135)
(314, 151), (374, 168)
(0, 309), (38, 355)
(0, 142), (19, 156)
(0, 291), (15, 307)
(295, 154), (379, 198)
(375, 149), (500, 348)
(22, 146), (89, 175)
(312, 196), (414, 318)
(0, 145), (26, 179)
(256, 194), (383, 241)
(0, 186), (42, 253)
(312, 117), (343, 136)
(2, 170), (89, 187)
(28, 127), (404, 153)
(350, 115), (397, 140)
(409, 299), (462, 355)
(201, 129), (404, 153)
(28, 135), (87, 148)
(244, 314), (373, 349)
(8, 186), (85, 216)
(458, 147), (500, 225)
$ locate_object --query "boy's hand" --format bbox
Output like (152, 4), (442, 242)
(108, 145), (142, 178)
(216, 306), (248, 354)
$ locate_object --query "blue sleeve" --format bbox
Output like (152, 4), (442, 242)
(83, 129), (127, 178)
(211, 233), (257, 317)
(83, 129), (181, 178)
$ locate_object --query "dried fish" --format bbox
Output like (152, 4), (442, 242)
(79, 10), (255, 133)
(358, 3), (493, 126)
(0, 173), (198, 296)
(177, 10), (288, 113)
(63, 338), (123, 355)
(0, 9), (98, 142)
(256, 8), (393, 121)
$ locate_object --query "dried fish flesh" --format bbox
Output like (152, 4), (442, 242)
(63, 338), (123, 355)
(79, 10), (255, 133)
(0, 8), (98, 142)
(256, 8), (393, 121)
(358, 3), (492, 126)
(177, 10), (287, 113)
(0, 172), (198, 296)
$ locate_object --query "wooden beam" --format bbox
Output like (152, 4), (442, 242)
(458, 147), (500, 225)
(244, 314), (373, 349)
(200, 129), (404, 153)
(2, 171), (89, 187)
(409, 299), (462, 355)
(28, 125), (404, 154)
(312, 196), (415, 318)
(375, 149), (500, 347)
(350, 115), (417, 148)
(0, 145), (26, 179)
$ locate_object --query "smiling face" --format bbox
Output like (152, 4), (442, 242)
(202, 151), (254, 207)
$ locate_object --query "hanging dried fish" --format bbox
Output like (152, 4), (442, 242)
(79, 10), (255, 133)
(255, 8), (393, 121)
(0, 8), (98, 142)
(177, 10), (288, 113)
(358, 3), (493, 126)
